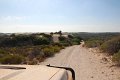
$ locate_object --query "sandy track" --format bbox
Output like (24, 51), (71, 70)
(41, 45), (120, 80)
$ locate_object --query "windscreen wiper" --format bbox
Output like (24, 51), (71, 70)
(0, 66), (26, 70)
(47, 64), (75, 80)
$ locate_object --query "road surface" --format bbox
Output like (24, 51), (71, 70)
(41, 45), (120, 80)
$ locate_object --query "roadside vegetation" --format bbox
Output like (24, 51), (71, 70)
(0, 31), (81, 64)
(76, 32), (120, 66)
(100, 36), (120, 55)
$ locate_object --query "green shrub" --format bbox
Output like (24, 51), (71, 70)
(27, 48), (44, 61)
(42, 45), (61, 57)
(0, 49), (8, 54)
(27, 58), (38, 65)
(100, 36), (120, 55)
(0, 55), (24, 64)
(0, 44), (63, 64)
(52, 46), (61, 53)
(68, 35), (74, 39)
(85, 39), (103, 48)
(42, 47), (54, 57)
(52, 42), (62, 47)
(71, 38), (80, 45)
(0, 49), (9, 58)
(0, 38), (17, 47)
(52, 43), (65, 49)
(59, 36), (66, 41)
(33, 37), (50, 45)
(112, 50), (120, 65)
(60, 42), (70, 47)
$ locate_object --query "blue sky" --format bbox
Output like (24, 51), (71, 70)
(0, 0), (120, 32)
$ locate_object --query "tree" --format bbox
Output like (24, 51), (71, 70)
(58, 30), (62, 36)
(50, 32), (53, 36)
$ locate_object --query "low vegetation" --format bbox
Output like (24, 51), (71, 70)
(85, 39), (103, 48)
(78, 32), (120, 65)
(112, 50), (120, 66)
(0, 55), (24, 64)
(100, 36), (120, 55)
(0, 32), (81, 64)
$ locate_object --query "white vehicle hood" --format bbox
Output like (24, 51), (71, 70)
(0, 65), (68, 80)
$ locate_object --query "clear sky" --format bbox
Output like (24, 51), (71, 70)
(0, 0), (120, 33)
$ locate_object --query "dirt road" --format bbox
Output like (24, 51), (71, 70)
(41, 45), (120, 80)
